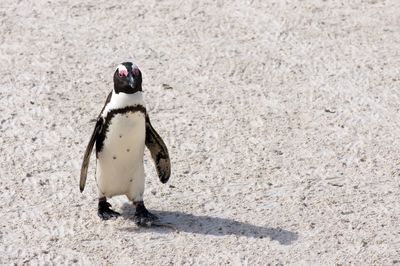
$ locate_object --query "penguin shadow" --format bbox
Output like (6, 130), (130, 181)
(119, 203), (298, 245)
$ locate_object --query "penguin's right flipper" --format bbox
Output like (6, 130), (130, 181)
(80, 92), (111, 192)
(80, 117), (102, 192)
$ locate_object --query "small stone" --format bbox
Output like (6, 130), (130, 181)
(162, 83), (173, 90)
(113, 156), (117, 160)
(39, 179), (49, 186)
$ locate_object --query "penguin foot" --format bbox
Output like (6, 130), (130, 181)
(133, 201), (158, 226)
(98, 200), (120, 220)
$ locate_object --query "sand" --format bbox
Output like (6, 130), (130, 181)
(1, 0), (400, 265)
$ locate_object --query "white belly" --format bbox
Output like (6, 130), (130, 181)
(96, 111), (146, 199)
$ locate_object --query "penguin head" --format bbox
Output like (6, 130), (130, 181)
(113, 62), (142, 94)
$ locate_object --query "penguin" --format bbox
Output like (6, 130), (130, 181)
(79, 62), (171, 226)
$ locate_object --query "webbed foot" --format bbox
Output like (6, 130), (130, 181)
(98, 199), (120, 220)
(133, 201), (158, 226)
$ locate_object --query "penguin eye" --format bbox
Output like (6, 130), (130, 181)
(118, 68), (128, 78)
(132, 68), (140, 76)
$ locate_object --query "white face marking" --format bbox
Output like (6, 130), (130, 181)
(131, 63), (138, 69)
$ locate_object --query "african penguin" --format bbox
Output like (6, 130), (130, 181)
(80, 62), (171, 226)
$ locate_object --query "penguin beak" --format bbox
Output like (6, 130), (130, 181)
(128, 75), (135, 88)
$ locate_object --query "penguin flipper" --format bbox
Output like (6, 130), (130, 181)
(145, 114), (171, 183)
(80, 118), (102, 192)
(80, 92), (111, 192)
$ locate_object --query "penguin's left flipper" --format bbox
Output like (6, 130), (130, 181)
(80, 117), (103, 192)
(145, 114), (171, 183)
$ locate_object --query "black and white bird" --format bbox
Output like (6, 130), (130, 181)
(80, 62), (171, 226)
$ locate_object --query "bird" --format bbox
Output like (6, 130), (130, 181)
(79, 62), (171, 226)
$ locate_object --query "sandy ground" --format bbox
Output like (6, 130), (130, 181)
(1, 0), (400, 265)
